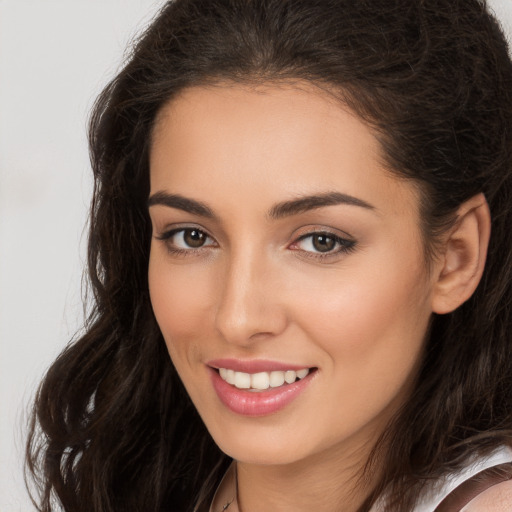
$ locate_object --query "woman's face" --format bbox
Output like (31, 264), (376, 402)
(148, 83), (437, 466)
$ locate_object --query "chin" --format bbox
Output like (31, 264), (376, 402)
(206, 420), (322, 466)
(219, 443), (303, 466)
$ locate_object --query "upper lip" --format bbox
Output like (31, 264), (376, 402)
(207, 358), (312, 373)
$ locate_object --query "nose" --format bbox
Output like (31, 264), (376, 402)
(214, 248), (288, 345)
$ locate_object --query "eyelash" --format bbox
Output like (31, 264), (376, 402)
(292, 232), (357, 260)
(156, 227), (216, 257)
(156, 227), (357, 260)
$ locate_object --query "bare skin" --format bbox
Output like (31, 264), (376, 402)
(463, 480), (512, 511)
(148, 83), (490, 511)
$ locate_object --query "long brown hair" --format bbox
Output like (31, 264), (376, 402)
(26, 1), (512, 511)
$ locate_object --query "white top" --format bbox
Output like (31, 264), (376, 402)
(405, 445), (512, 512)
(210, 445), (512, 512)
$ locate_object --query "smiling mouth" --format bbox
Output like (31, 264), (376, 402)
(217, 367), (315, 392)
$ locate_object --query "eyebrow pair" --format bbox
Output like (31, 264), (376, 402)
(147, 191), (376, 220)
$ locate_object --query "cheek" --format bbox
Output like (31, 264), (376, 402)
(289, 248), (431, 397)
(148, 250), (215, 364)
(304, 274), (425, 352)
(302, 232), (429, 343)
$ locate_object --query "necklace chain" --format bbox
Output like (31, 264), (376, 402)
(221, 462), (238, 511)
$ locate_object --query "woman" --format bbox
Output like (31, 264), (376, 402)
(26, 0), (512, 511)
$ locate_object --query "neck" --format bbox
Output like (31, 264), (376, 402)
(236, 437), (382, 512)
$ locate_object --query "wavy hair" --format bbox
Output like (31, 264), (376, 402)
(26, 1), (512, 511)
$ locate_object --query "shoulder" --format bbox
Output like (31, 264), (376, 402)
(461, 479), (512, 511)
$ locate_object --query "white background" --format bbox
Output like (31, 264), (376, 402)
(1, 1), (511, 510)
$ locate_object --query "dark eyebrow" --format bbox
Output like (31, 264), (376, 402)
(147, 191), (215, 218)
(148, 190), (376, 220)
(268, 192), (376, 219)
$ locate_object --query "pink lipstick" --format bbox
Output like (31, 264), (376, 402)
(207, 359), (316, 416)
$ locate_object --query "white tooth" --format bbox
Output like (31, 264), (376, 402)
(226, 369), (236, 385)
(219, 368), (227, 380)
(269, 371), (285, 387)
(284, 370), (297, 384)
(296, 368), (310, 379)
(251, 372), (270, 390)
(234, 372), (251, 389)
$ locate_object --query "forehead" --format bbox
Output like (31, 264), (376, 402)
(149, 82), (420, 219)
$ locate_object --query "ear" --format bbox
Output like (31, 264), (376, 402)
(431, 193), (491, 315)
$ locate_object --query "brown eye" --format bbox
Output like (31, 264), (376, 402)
(293, 231), (356, 257)
(183, 229), (207, 248)
(157, 227), (215, 252)
(311, 234), (336, 252)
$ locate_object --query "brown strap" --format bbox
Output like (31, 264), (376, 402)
(434, 463), (512, 512)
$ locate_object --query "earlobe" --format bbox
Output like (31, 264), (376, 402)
(431, 193), (491, 315)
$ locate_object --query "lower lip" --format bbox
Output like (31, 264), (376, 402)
(209, 367), (315, 417)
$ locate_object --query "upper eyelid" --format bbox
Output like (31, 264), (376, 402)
(292, 225), (355, 241)
(296, 231), (351, 241)
(292, 232), (355, 249)
(156, 224), (215, 240)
